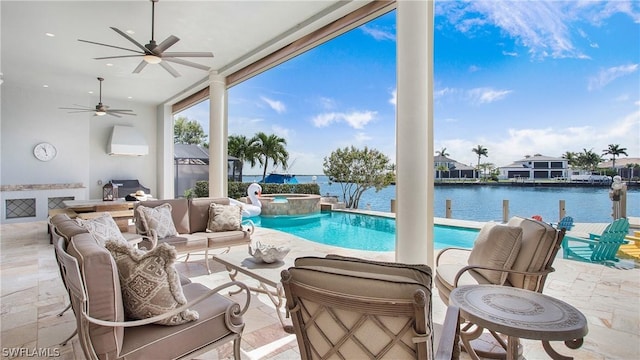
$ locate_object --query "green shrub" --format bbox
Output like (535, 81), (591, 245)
(190, 181), (320, 199)
(193, 181), (210, 198)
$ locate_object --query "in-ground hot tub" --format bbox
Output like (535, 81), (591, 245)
(259, 194), (321, 216)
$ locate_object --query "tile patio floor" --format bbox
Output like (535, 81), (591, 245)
(1, 220), (638, 359)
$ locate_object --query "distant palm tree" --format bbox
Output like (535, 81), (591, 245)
(602, 144), (628, 173)
(576, 148), (602, 172)
(228, 134), (258, 167)
(251, 132), (289, 182)
(562, 151), (578, 169)
(472, 145), (488, 179)
(478, 162), (495, 181)
(436, 147), (450, 157)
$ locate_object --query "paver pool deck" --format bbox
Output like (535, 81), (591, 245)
(1, 217), (638, 359)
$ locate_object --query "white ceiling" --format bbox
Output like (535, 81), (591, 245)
(1, 0), (370, 106)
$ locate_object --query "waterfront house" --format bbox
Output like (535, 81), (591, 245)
(600, 157), (640, 179)
(498, 154), (568, 181)
(434, 155), (476, 179)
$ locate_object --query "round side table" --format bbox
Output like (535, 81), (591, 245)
(450, 285), (588, 360)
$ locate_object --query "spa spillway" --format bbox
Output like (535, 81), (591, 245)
(258, 194), (321, 216)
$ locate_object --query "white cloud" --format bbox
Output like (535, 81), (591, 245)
(354, 132), (373, 143)
(319, 96), (337, 110)
(360, 25), (396, 41)
(434, 87), (458, 100)
(437, 1), (590, 59)
(588, 64), (639, 91)
(343, 111), (377, 129)
(260, 96), (286, 114)
(389, 89), (397, 106)
(467, 87), (512, 104)
(271, 125), (292, 141)
(468, 65), (481, 72)
(312, 110), (377, 129)
(228, 116), (265, 136)
(502, 50), (518, 57)
(312, 113), (340, 127)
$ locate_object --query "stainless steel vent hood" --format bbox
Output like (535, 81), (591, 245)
(107, 125), (149, 156)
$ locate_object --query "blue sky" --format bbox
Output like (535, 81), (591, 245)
(177, 1), (640, 175)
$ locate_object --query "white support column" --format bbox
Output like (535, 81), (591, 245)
(208, 72), (228, 198)
(396, 0), (435, 266)
(157, 103), (174, 199)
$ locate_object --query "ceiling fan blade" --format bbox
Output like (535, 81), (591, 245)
(133, 60), (148, 74)
(94, 54), (144, 60)
(104, 112), (123, 118)
(110, 27), (150, 53)
(59, 106), (92, 110)
(159, 61), (181, 78)
(107, 109), (136, 113)
(163, 57), (210, 71)
(78, 39), (142, 54)
(155, 35), (180, 53)
(62, 110), (94, 113)
(109, 111), (137, 116)
(162, 52), (214, 58)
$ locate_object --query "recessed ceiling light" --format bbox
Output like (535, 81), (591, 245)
(43, 85), (49, 88)
(106, 63), (113, 67)
(88, 91), (94, 94)
(127, 96), (133, 99)
(126, 30), (135, 35)
(45, 33), (55, 37)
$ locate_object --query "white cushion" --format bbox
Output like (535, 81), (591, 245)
(207, 203), (242, 232)
(75, 213), (128, 246)
(467, 222), (522, 284)
(105, 241), (198, 326)
(136, 203), (178, 239)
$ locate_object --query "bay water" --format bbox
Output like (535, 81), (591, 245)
(243, 175), (639, 223)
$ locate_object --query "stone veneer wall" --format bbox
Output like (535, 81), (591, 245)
(260, 194), (321, 216)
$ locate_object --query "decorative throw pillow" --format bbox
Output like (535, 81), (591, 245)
(136, 203), (178, 239)
(207, 203), (242, 232)
(76, 213), (128, 246)
(104, 240), (198, 325)
(467, 222), (523, 285)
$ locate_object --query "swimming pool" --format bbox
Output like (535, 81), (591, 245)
(253, 212), (479, 251)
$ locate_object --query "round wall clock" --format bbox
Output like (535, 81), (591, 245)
(33, 142), (57, 161)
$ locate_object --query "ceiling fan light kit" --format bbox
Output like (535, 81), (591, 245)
(143, 54), (162, 64)
(60, 77), (136, 118)
(78, 0), (214, 78)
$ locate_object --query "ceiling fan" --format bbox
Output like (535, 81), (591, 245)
(78, 0), (213, 78)
(60, 77), (136, 118)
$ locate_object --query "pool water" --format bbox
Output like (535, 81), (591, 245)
(253, 211), (479, 251)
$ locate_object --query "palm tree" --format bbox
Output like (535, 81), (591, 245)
(562, 151), (578, 169)
(436, 147), (450, 157)
(478, 162), (495, 181)
(251, 132), (289, 182)
(576, 148), (602, 172)
(602, 144), (628, 173)
(228, 135), (258, 166)
(472, 145), (488, 179)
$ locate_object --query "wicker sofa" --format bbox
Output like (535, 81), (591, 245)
(133, 197), (253, 274)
